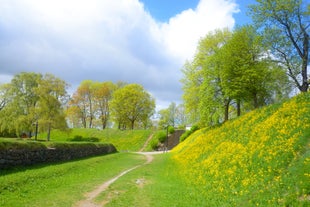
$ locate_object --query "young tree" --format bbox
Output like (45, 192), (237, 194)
(249, 0), (309, 92)
(110, 83), (155, 130)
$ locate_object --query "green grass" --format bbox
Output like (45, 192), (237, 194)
(95, 153), (208, 207)
(37, 128), (153, 151)
(0, 153), (145, 207)
(172, 92), (310, 206)
(1, 94), (309, 206)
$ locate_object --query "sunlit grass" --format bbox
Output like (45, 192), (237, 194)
(0, 153), (145, 207)
(172, 93), (310, 206)
(38, 128), (153, 151)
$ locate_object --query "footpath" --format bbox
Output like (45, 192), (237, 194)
(74, 133), (161, 207)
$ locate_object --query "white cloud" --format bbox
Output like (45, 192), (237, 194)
(0, 0), (238, 109)
(160, 0), (237, 63)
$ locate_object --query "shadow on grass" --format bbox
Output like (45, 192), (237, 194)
(0, 152), (118, 176)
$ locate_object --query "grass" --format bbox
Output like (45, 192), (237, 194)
(37, 128), (153, 151)
(95, 153), (208, 207)
(1, 93), (309, 206)
(0, 153), (145, 207)
(172, 92), (310, 206)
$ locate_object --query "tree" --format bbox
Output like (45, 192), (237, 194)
(92, 81), (116, 129)
(249, 0), (309, 92)
(196, 29), (232, 125)
(221, 26), (288, 111)
(0, 84), (10, 111)
(36, 74), (68, 141)
(159, 102), (187, 128)
(181, 27), (290, 127)
(0, 72), (68, 139)
(110, 83), (155, 130)
(68, 80), (94, 128)
(0, 72), (42, 137)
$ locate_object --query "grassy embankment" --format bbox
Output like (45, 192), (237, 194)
(37, 128), (156, 151)
(172, 92), (310, 206)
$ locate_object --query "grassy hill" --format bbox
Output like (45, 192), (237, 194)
(172, 93), (310, 206)
(37, 128), (154, 152)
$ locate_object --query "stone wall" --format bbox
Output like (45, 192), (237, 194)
(0, 143), (117, 169)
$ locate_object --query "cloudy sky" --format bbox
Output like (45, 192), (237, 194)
(0, 0), (254, 109)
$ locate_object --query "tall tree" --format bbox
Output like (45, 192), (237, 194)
(249, 0), (309, 92)
(0, 72), (42, 137)
(92, 81), (116, 129)
(159, 102), (187, 128)
(0, 72), (68, 139)
(196, 29), (232, 124)
(36, 74), (68, 141)
(68, 80), (94, 128)
(110, 84), (155, 130)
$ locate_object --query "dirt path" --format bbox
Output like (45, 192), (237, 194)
(138, 132), (154, 152)
(74, 151), (160, 207)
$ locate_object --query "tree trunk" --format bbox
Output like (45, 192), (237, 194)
(224, 99), (231, 122)
(47, 123), (51, 141)
(237, 99), (241, 116)
(253, 92), (259, 109)
(131, 120), (135, 130)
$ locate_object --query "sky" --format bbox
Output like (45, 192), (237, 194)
(0, 0), (255, 110)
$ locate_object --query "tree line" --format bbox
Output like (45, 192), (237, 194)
(181, 0), (309, 127)
(0, 73), (155, 139)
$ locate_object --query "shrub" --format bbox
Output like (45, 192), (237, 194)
(168, 126), (175, 134)
(156, 131), (167, 143)
(180, 125), (200, 142)
(150, 139), (159, 150)
(68, 135), (99, 142)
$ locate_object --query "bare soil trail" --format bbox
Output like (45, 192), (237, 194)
(74, 151), (161, 207)
(138, 132), (154, 152)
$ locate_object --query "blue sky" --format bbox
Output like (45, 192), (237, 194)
(0, 0), (256, 110)
(141, 0), (254, 24)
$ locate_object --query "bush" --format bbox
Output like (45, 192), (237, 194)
(180, 125), (200, 142)
(168, 126), (175, 134)
(156, 131), (167, 143)
(150, 139), (159, 150)
(68, 135), (99, 142)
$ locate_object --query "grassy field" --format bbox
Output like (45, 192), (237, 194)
(0, 153), (146, 207)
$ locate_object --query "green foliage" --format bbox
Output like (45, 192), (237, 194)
(68, 135), (100, 142)
(249, 0), (309, 92)
(0, 72), (68, 140)
(182, 27), (290, 127)
(180, 125), (200, 142)
(156, 131), (167, 143)
(168, 125), (175, 134)
(110, 83), (155, 130)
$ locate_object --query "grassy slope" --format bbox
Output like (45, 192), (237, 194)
(172, 93), (310, 206)
(37, 129), (153, 151)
